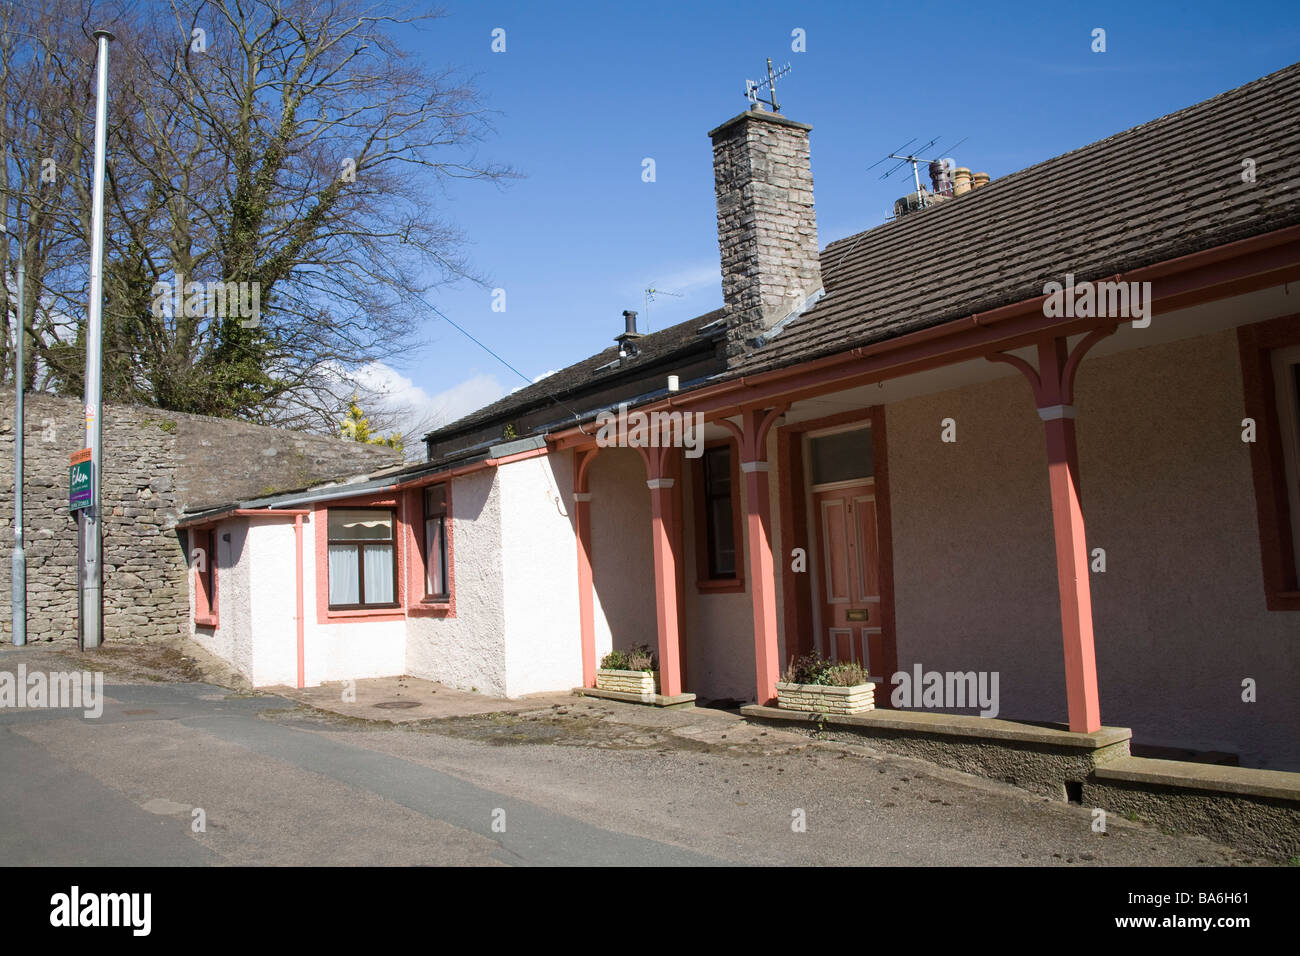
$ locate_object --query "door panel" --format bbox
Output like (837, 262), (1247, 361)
(814, 482), (880, 674)
(854, 495), (879, 600)
(820, 499), (849, 603)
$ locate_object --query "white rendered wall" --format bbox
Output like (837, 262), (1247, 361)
(499, 453), (583, 696)
(296, 510), (405, 687)
(244, 520), (299, 686)
(190, 518), (254, 681)
(404, 469), (509, 695)
(587, 448), (656, 663)
(680, 451), (760, 702)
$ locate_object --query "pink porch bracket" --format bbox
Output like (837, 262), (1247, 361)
(718, 405), (789, 706)
(574, 449), (598, 688)
(988, 327), (1115, 733)
(639, 445), (686, 698)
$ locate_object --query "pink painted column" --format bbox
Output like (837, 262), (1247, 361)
(742, 458), (782, 706)
(574, 450), (597, 688)
(720, 406), (787, 707)
(1041, 409), (1100, 732)
(647, 473), (684, 698)
(575, 492), (596, 688)
(1036, 338), (1101, 733)
(991, 334), (1109, 733)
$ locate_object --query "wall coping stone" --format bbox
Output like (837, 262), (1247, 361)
(741, 703), (1132, 749)
(1095, 755), (1300, 803)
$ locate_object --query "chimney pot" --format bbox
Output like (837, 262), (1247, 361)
(971, 171), (990, 190)
(622, 310), (638, 337)
(928, 159), (951, 195)
(952, 167), (973, 196)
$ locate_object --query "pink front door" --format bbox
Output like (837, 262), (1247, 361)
(812, 481), (882, 670)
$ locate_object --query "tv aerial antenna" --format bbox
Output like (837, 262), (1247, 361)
(868, 136), (968, 207)
(745, 58), (792, 113)
(643, 286), (683, 332)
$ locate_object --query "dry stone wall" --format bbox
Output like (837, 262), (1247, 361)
(0, 392), (401, 644)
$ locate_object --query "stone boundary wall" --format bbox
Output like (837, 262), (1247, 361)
(0, 392), (402, 644)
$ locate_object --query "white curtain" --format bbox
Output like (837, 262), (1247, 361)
(329, 545), (360, 605)
(364, 544), (394, 604)
(425, 519), (444, 596)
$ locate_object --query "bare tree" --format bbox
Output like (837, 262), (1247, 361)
(2, 0), (513, 431)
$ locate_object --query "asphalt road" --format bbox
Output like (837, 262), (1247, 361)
(0, 673), (1267, 866)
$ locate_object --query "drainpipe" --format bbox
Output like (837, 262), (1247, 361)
(295, 513), (305, 689)
(10, 258), (25, 646)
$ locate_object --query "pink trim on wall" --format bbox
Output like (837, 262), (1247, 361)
(485, 446), (550, 468)
(691, 437), (746, 595)
(192, 526), (219, 628)
(575, 449), (597, 687)
(403, 481), (457, 618)
(295, 514), (305, 689)
(1238, 312), (1300, 611)
(177, 508), (309, 528)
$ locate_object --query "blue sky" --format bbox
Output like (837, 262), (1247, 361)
(372, 0), (1300, 434)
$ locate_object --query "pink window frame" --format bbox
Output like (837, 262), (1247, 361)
(314, 498), (407, 623)
(193, 526), (219, 628)
(404, 482), (456, 617)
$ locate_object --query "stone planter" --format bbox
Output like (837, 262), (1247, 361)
(776, 680), (875, 715)
(595, 668), (659, 697)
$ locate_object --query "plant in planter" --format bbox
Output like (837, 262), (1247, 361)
(776, 653), (874, 715)
(596, 644), (660, 697)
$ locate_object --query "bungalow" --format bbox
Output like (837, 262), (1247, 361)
(181, 62), (1300, 772)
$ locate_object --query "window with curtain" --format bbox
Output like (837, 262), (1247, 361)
(423, 484), (449, 600)
(327, 509), (397, 609)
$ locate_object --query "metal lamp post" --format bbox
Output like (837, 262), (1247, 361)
(10, 251), (25, 646)
(78, 28), (113, 650)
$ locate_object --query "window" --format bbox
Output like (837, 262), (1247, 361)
(693, 443), (744, 591)
(327, 508), (397, 609)
(809, 427), (873, 485)
(423, 483), (449, 600)
(1239, 315), (1300, 610)
(1273, 345), (1300, 580)
(194, 528), (218, 626)
(703, 446), (737, 578)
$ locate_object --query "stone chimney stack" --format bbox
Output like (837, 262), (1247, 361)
(709, 110), (822, 363)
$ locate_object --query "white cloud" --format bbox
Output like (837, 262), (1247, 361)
(651, 263), (720, 294)
(350, 361), (508, 450)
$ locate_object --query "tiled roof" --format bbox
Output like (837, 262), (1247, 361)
(426, 309), (726, 440)
(738, 60), (1300, 374)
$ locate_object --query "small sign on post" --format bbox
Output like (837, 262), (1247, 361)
(69, 448), (93, 512)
